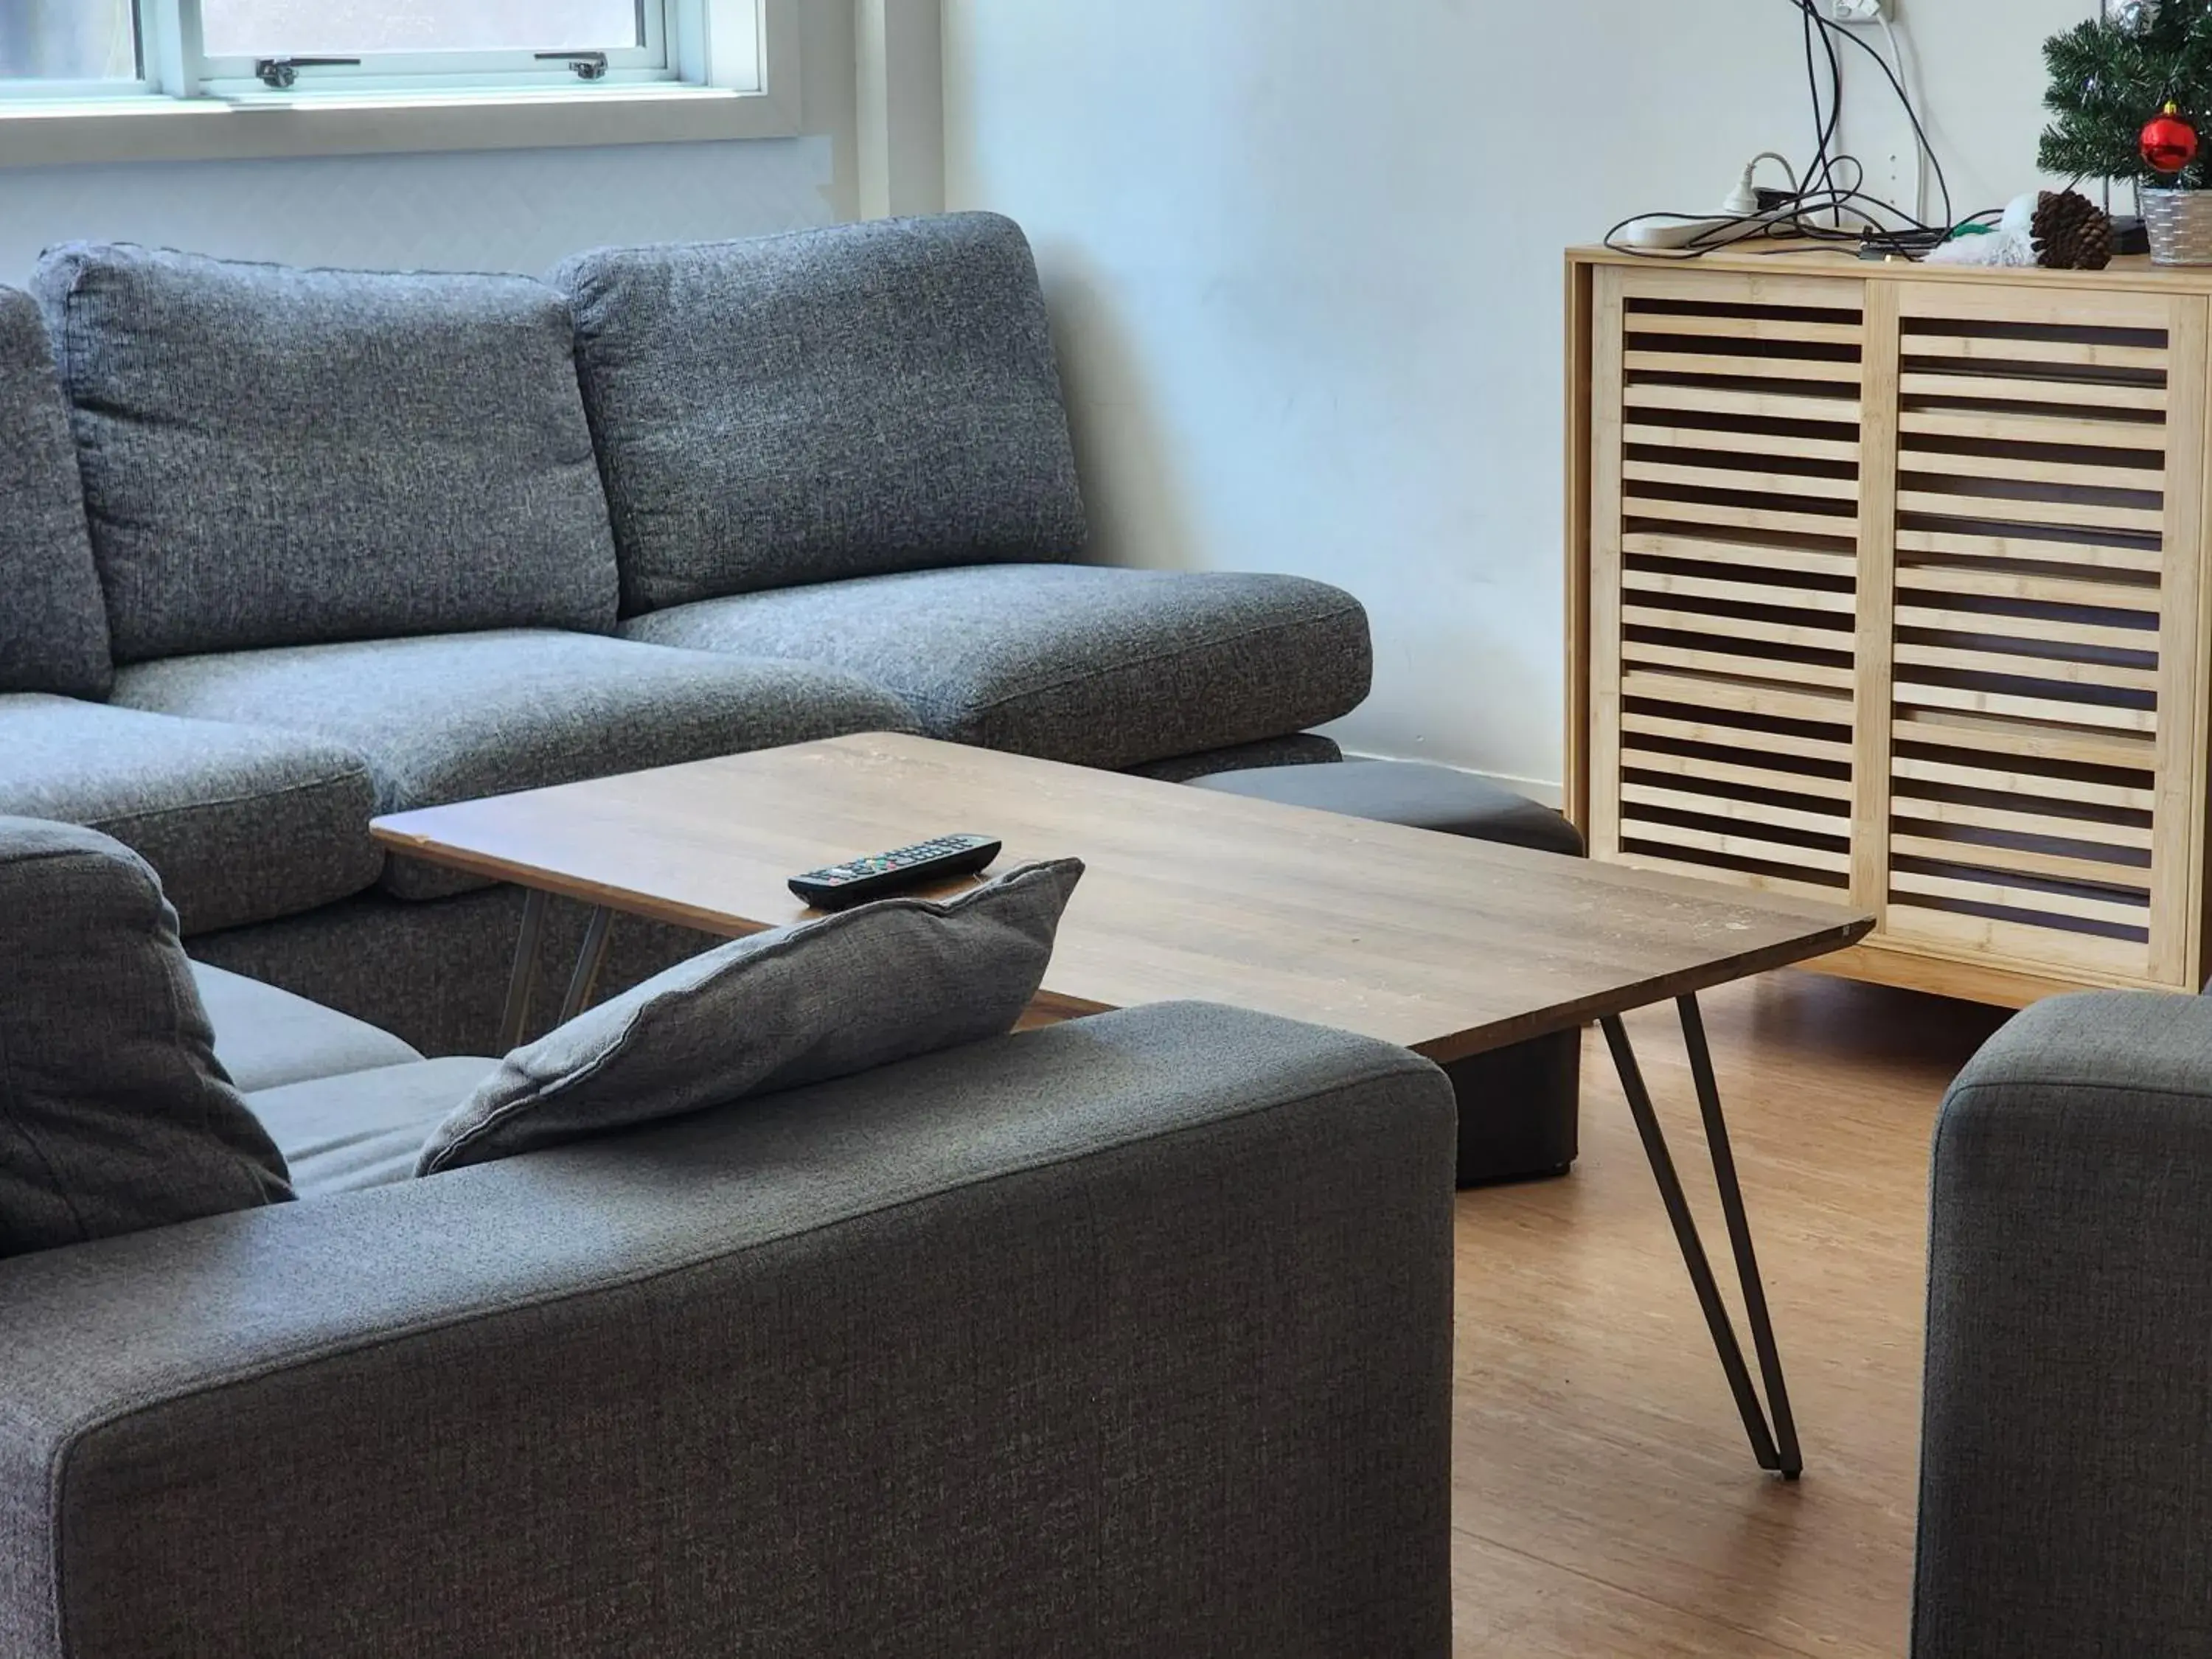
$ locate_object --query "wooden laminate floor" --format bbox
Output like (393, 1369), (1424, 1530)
(1450, 970), (2010, 1658)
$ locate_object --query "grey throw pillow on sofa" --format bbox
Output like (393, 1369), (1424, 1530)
(416, 858), (1085, 1176)
(0, 817), (292, 1259)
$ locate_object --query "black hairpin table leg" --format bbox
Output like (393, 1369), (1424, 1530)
(1599, 995), (1802, 1479)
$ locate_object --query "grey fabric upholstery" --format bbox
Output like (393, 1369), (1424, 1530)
(551, 214), (1088, 612)
(1916, 990), (2212, 1659)
(0, 287), (110, 699)
(421, 860), (1083, 1175)
(191, 961), (422, 1093)
(0, 693), (383, 933)
(251, 1058), (496, 1197)
(0, 1002), (1453, 1659)
(0, 818), (291, 1259)
(1127, 732), (1343, 782)
(112, 630), (917, 900)
(34, 243), (619, 661)
(190, 883), (718, 1060)
(622, 565), (1373, 771)
(1192, 759), (1587, 857)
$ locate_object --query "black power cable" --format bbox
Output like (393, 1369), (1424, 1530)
(1606, 0), (1975, 261)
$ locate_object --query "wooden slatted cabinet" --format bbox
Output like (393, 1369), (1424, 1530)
(1568, 248), (2212, 1006)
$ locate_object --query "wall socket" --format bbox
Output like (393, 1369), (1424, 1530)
(1822, 0), (1888, 19)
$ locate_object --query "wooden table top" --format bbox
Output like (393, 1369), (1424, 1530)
(372, 734), (1874, 1063)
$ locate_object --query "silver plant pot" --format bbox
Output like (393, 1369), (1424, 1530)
(2142, 187), (2212, 265)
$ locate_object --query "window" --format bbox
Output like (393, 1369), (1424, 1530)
(0, 0), (794, 166)
(1, 1), (145, 91)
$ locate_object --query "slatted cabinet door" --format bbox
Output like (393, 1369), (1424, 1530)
(1589, 267), (1868, 903)
(1878, 283), (2211, 988)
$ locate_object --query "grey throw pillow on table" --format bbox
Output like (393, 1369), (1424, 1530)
(416, 858), (1086, 1176)
(0, 818), (292, 1259)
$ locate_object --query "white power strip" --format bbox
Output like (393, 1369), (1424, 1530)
(1619, 205), (1799, 250)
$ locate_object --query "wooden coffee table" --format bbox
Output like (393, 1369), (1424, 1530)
(373, 731), (1872, 1478)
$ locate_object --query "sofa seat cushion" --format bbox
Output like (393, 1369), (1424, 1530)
(551, 214), (1088, 613)
(620, 565), (1374, 771)
(0, 693), (383, 933)
(111, 630), (919, 901)
(34, 243), (619, 662)
(0, 286), (111, 699)
(191, 961), (423, 1093)
(248, 1057), (495, 1197)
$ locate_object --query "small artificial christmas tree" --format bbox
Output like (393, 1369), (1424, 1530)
(2041, 1), (2212, 189)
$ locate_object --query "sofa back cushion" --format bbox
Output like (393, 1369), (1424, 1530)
(550, 213), (1088, 615)
(34, 244), (620, 663)
(0, 286), (112, 699)
(0, 817), (292, 1259)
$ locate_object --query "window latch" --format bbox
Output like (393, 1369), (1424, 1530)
(535, 51), (610, 80)
(254, 56), (361, 88)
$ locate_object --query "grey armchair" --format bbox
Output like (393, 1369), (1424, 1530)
(1915, 990), (2212, 1659)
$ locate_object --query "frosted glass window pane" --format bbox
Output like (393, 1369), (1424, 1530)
(201, 1), (646, 58)
(0, 1), (140, 80)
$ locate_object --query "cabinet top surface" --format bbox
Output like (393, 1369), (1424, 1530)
(1568, 241), (2212, 295)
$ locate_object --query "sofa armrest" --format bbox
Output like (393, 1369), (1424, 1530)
(0, 1002), (1455, 1659)
(1915, 991), (2212, 1659)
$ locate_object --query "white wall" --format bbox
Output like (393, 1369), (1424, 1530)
(0, 1), (860, 282)
(944, 0), (2094, 790)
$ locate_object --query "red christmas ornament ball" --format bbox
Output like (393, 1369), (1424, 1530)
(2143, 102), (2200, 174)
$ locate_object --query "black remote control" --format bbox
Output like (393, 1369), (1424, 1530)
(788, 834), (1004, 911)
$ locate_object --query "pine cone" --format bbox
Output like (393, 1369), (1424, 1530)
(2034, 189), (2115, 270)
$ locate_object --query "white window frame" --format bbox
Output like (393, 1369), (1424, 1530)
(0, 0), (796, 168)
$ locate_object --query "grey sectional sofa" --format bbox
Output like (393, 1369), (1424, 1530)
(1, 214), (1371, 1054)
(1913, 990), (2212, 1658)
(0, 822), (1457, 1658)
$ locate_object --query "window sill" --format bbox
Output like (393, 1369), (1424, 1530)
(0, 82), (801, 170)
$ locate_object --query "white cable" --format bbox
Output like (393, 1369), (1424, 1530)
(1877, 14), (1929, 223)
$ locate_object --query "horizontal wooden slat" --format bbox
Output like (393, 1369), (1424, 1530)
(1890, 868), (2150, 928)
(1629, 351), (1863, 384)
(1624, 568), (1857, 614)
(1624, 669), (1851, 722)
(1621, 269), (1867, 312)
(1899, 372), (2166, 413)
(1625, 709), (1856, 766)
(1622, 782), (1847, 837)
(1624, 459), (1860, 501)
(1618, 818), (1853, 875)
(1893, 641), (2161, 692)
(1891, 679), (2159, 733)
(1893, 604), (2159, 654)
(1890, 832), (2151, 890)
(1896, 282), (2175, 330)
(1882, 901), (2154, 978)
(1888, 793), (2156, 851)
(1895, 564), (2163, 613)
(1892, 527), (2164, 574)
(1896, 448), (2162, 493)
(1891, 752), (2155, 813)
(1627, 383), (1860, 423)
(1630, 314), (1865, 346)
(1891, 709), (2157, 770)
(1613, 849), (1851, 905)
(1902, 333), (2168, 372)
(1621, 533), (1859, 580)
(1900, 407), (2165, 453)
(1625, 607), (1854, 656)
(1621, 496), (1856, 540)
(1622, 746), (1855, 801)
(1625, 422), (1862, 465)
(1623, 641), (1858, 691)
(1898, 490), (2166, 536)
